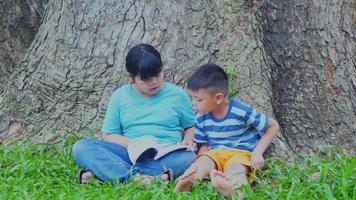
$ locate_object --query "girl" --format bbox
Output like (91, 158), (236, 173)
(73, 43), (196, 184)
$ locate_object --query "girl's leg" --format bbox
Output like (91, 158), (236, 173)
(174, 155), (216, 192)
(72, 138), (139, 184)
(135, 150), (196, 178)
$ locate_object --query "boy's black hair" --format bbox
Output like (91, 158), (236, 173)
(125, 43), (162, 81)
(187, 63), (228, 95)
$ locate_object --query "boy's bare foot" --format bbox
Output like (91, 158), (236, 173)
(174, 166), (198, 192)
(210, 169), (235, 198)
(81, 171), (94, 184)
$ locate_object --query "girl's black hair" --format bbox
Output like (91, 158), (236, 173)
(187, 63), (228, 95)
(125, 43), (162, 80)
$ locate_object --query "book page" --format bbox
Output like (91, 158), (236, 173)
(127, 136), (158, 164)
(154, 144), (189, 160)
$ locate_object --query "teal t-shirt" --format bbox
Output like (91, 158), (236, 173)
(101, 82), (195, 144)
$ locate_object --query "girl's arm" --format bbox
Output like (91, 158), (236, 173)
(182, 126), (194, 144)
(181, 126), (199, 151)
(102, 133), (130, 148)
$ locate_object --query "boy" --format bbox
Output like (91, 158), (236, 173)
(175, 64), (279, 199)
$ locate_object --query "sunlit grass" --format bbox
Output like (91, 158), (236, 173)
(0, 135), (354, 200)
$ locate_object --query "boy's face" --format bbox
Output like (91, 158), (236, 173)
(131, 72), (164, 98)
(189, 89), (222, 115)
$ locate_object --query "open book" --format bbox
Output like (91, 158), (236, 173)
(127, 136), (192, 164)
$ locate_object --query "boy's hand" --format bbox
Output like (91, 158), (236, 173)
(251, 118), (279, 170)
(250, 152), (264, 170)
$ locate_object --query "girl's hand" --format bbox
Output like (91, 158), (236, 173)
(181, 126), (196, 151)
(250, 152), (265, 170)
(180, 140), (197, 151)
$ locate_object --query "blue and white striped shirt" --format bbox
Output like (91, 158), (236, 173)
(193, 99), (269, 152)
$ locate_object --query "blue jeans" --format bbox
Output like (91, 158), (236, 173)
(72, 138), (196, 184)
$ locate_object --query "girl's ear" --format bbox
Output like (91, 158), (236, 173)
(127, 74), (134, 83)
(215, 92), (225, 104)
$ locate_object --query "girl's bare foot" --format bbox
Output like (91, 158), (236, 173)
(81, 171), (94, 184)
(134, 174), (154, 185)
(160, 173), (169, 182)
(174, 166), (198, 192)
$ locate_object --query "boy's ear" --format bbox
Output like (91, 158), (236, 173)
(215, 92), (225, 104)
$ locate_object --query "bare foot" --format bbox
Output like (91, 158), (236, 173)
(174, 166), (198, 192)
(81, 171), (94, 184)
(210, 169), (235, 198)
(160, 173), (168, 181)
(134, 174), (153, 185)
(159, 173), (170, 183)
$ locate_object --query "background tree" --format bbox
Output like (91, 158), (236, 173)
(0, 0), (44, 90)
(258, 0), (355, 155)
(0, 0), (354, 156)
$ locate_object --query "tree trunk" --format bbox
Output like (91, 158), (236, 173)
(0, 0), (44, 90)
(0, 0), (354, 156)
(258, 0), (356, 155)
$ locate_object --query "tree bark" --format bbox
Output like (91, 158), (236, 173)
(0, 0), (44, 90)
(0, 0), (354, 156)
(258, 0), (356, 155)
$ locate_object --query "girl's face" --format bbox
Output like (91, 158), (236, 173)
(189, 89), (220, 115)
(131, 72), (164, 98)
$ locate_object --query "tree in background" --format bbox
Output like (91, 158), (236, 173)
(0, 0), (355, 156)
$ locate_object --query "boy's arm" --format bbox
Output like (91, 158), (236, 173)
(251, 118), (279, 170)
(102, 132), (130, 148)
(197, 143), (209, 156)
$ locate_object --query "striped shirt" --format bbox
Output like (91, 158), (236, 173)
(193, 99), (269, 152)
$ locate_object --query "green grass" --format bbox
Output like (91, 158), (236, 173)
(0, 136), (355, 200)
(226, 68), (239, 98)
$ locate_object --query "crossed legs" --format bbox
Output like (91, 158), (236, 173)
(73, 138), (195, 184)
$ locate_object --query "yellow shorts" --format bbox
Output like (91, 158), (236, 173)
(199, 149), (256, 182)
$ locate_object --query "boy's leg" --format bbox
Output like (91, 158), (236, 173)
(210, 162), (248, 199)
(72, 138), (139, 184)
(175, 155), (216, 192)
